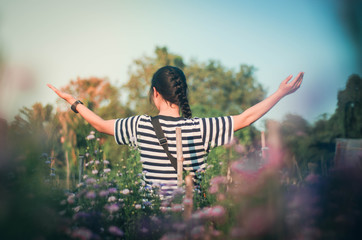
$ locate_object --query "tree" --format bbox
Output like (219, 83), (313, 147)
(10, 103), (61, 154)
(58, 77), (132, 167)
(123, 46), (266, 146)
(333, 74), (362, 138)
(124, 47), (266, 117)
(186, 60), (265, 115)
(280, 114), (311, 176)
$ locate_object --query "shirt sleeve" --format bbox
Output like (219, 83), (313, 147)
(200, 116), (234, 152)
(114, 115), (141, 146)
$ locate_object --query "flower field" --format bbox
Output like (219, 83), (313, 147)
(1, 127), (362, 240)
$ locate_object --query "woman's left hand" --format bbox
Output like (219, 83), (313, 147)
(47, 84), (76, 104)
(278, 72), (304, 96)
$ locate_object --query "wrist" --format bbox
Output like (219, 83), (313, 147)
(275, 89), (287, 98)
(67, 97), (77, 105)
(71, 100), (84, 113)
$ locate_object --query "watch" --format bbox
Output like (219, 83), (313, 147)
(71, 100), (83, 113)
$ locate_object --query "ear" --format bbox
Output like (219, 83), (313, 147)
(153, 87), (159, 98)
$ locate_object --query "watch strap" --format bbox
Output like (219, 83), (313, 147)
(71, 100), (83, 113)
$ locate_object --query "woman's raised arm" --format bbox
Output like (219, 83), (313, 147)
(47, 84), (115, 136)
(233, 72), (304, 131)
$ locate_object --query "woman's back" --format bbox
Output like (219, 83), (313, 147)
(114, 115), (234, 195)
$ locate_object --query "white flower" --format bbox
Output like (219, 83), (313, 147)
(108, 196), (117, 202)
(67, 195), (75, 204)
(90, 131), (95, 135)
(135, 204), (141, 209)
(122, 189), (130, 195)
(103, 168), (111, 173)
(92, 169), (98, 175)
(95, 160), (100, 165)
(86, 134), (95, 140)
(103, 160), (110, 165)
(73, 206), (81, 212)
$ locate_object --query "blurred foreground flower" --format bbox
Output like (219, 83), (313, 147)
(86, 134), (95, 140)
(108, 225), (124, 237)
(71, 227), (93, 240)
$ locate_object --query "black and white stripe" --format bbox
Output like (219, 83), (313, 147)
(114, 115), (234, 195)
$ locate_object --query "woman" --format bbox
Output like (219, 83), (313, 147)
(48, 66), (304, 194)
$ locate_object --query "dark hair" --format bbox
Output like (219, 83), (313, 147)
(149, 66), (192, 118)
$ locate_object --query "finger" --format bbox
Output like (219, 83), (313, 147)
(283, 74), (293, 84)
(291, 72), (303, 86)
(296, 73), (304, 88)
(47, 84), (60, 93)
(295, 72), (304, 86)
(290, 73), (304, 91)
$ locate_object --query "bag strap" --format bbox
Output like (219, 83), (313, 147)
(150, 116), (180, 172)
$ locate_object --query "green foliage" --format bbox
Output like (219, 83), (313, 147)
(186, 61), (265, 115)
(124, 46), (266, 115)
(276, 74), (361, 179)
(333, 74), (362, 138)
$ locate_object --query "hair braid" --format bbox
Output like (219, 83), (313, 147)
(170, 69), (192, 119)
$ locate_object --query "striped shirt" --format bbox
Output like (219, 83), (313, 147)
(114, 115), (234, 195)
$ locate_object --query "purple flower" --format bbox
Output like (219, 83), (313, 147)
(85, 178), (96, 184)
(172, 222), (187, 231)
(99, 190), (109, 197)
(108, 226), (123, 236)
(209, 185), (219, 194)
(71, 227), (93, 240)
(67, 194), (75, 204)
(160, 233), (183, 240)
(209, 205), (227, 224)
(210, 205), (226, 218)
(86, 191), (96, 199)
(143, 200), (152, 206)
(190, 226), (205, 239)
(171, 204), (183, 212)
(105, 204), (120, 214)
(73, 212), (91, 220)
(108, 187), (117, 193)
(210, 176), (227, 185)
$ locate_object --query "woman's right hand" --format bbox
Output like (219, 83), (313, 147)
(47, 84), (76, 104)
(277, 72), (304, 96)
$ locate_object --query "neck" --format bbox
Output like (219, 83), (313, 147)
(158, 101), (180, 117)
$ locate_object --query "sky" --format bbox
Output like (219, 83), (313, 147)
(0, 0), (360, 130)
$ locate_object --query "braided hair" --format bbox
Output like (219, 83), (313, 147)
(149, 66), (192, 118)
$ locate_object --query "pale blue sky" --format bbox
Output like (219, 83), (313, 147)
(0, 0), (359, 129)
